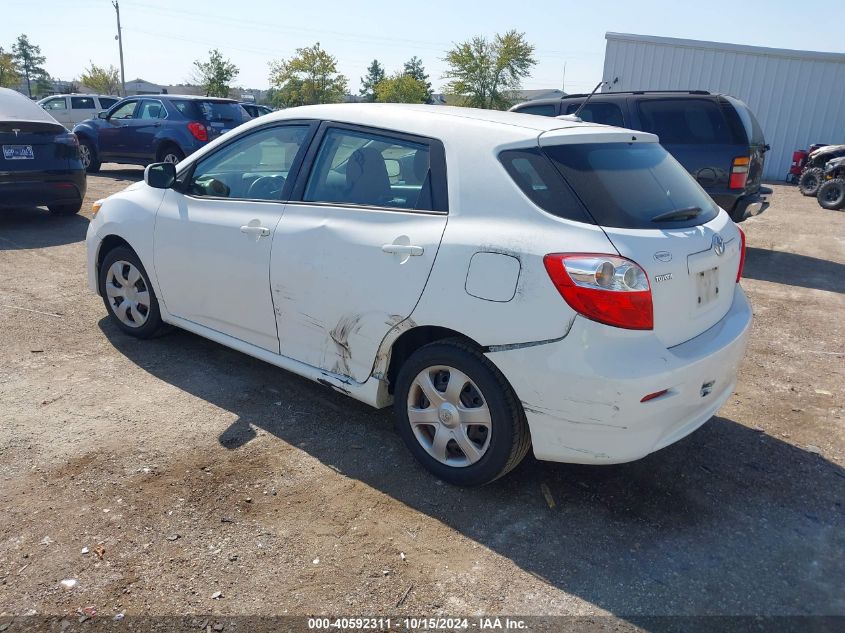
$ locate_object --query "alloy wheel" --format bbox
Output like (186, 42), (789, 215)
(79, 144), (91, 169)
(104, 260), (151, 328)
(162, 152), (181, 164)
(407, 365), (492, 467)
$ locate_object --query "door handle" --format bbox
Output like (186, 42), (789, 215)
(382, 244), (424, 256)
(241, 225), (270, 237)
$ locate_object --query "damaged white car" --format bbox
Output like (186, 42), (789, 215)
(86, 103), (752, 485)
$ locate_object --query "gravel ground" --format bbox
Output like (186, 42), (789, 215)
(0, 170), (843, 621)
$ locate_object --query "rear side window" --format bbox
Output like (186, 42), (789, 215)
(303, 128), (435, 211)
(543, 142), (718, 229)
(499, 148), (592, 223)
(564, 102), (624, 127)
(98, 97), (118, 109)
(138, 100), (166, 120)
(637, 99), (734, 144)
(514, 104), (557, 117)
(71, 96), (96, 110)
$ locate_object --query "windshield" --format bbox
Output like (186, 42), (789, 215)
(542, 142), (718, 229)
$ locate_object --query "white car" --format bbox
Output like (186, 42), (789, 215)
(38, 94), (120, 129)
(86, 104), (752, 485)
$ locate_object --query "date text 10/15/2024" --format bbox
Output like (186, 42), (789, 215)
(307, 617), (528, 631)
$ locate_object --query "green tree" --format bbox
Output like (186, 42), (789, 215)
(403, 56), (432, 102)
(268, 43), (348, 107)
(375, 72), (428, 104)
(80, 62), (120, 95)
(11, 34), (48, 98)
(443, 30), (537, 109)
(193, 49), (239, 98)
(0, 47), (19, 89)
(359, 59), (385, 102)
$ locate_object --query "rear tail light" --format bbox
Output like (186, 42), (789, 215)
(729, 156), (750, 189)
(187, 121), (208, 142)
(736, 226), (746, 283)
(543, 254), (653, 330)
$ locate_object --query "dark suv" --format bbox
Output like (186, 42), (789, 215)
(73, 95), (249, 172)
(511, 91), (771, 222)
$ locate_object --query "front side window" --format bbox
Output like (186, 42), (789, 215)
(138, 100), (166, 120)
(304, 128), (432, 211)
(109, 100), (137, 120)
(187, 125), (309, 201)
(71, 96), (96, 110)
(43, 97), (66, 111)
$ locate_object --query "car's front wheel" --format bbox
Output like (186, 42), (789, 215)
(798, 168), (823, 196)
(99, 246), (164, 338)
(394, 340), (530, 486)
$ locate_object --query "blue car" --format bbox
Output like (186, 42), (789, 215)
(72, 95), (249, 172)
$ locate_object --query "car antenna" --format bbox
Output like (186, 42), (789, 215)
(572, 81), (607, 119)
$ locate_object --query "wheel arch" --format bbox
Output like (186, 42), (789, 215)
(380, 324), (485, 397)
(95, 235), (134, 290)
(155, 137), (184, 161)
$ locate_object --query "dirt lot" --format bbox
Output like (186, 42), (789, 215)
(1, 171), (843, 622)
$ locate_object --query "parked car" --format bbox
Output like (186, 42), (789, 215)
(511, 90), (771, 223)
(240, 103), (273, 118)
(86, 104), (751, 485)
(37, 94), (120, 129)
(72, 95), (249, 172)
(798, 144), (845, 196)
(816, 156), (845, 210)
(0, 87), (86, 215)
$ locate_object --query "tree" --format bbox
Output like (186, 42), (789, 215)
(193, 49), (239, 98)
(443, 30), (537, 110)
(403, 56), (432, 103)
(11, 34), (48, 98)
(359, 59), (385, 102)
(0, 47), (19, 89)
(80, 62), (120, 95)
(268, 43), (348, 107)
(375, 72), (428, 104)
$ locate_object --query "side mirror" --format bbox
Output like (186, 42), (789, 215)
(145, 162), (177, 189)
(97, 111), (108, 119)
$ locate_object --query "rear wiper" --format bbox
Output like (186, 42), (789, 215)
(651, 206), (702, 222)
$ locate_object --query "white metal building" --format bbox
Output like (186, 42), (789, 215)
(602, 33), (845, 180)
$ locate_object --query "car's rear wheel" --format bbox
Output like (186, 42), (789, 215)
(158, 145), (184, 165)
(48, 202), (83, 215)
(99, 246), (164, 338)
(394, 340), (530, 486)
(78, 138), (101, 173)
(798, 168), (823, 196)
(817, 178), (845, 210)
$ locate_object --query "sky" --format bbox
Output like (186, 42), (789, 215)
(3, 0), (844, 95)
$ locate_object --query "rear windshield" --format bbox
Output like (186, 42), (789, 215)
(542, 142), (718, 229)
(172, 100), (246, 124)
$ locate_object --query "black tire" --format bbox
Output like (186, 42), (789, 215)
(48, 202), (83, 215)
(98, 246), (164, 339)
(798, 168), (823, 196)
(817, 178), (845, 210)
(394, 340), (530, 486)
(157, 144), (185, 165)
(78, 138), (101, 173)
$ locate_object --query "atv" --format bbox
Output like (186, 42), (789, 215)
(817, 156), (845, 210)
(799, 144), (845, 196)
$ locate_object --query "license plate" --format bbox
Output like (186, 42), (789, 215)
(696, 267), (719, 308)
(3, 145), (34, 160)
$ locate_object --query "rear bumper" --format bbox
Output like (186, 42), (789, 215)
(0, 170), (86, 208)
(487, 286), (752, 464)
(730, 187), (772, 222)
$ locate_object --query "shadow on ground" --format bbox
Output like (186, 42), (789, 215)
(0, 206), (89, 250)
(93, 167), (144, 183)
(101, 320), (845, 621)
(744, 246), (845, 293)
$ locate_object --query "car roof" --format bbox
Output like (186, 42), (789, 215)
(264, 103), (606, 139)
(0, 87), (64, 126)
(519, 91), (722, 107)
